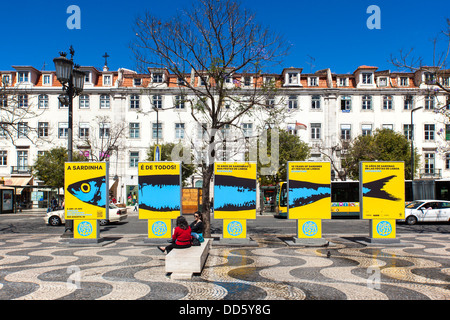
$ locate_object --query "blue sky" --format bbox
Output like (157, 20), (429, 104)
(1, 0), (450, 74)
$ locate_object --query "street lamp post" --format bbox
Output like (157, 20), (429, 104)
(411, 106), (423, 200)
(53, 46), (85, 237)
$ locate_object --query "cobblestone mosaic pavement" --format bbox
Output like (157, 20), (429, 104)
(0, 233), (449, 300)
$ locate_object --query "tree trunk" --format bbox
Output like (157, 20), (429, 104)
(201, 163), (214, 238)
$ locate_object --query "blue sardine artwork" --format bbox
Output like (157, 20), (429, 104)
(214, 175), (256, 211)
(67, 176), (106, 208)
(288, 180), (331, 209)
(362, 175), (400, 201)
(139, 175), (180, 212)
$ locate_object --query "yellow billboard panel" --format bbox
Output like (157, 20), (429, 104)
(65, 162), (108, 220)
(360, 162), (405, 220)
(214, 162), (256, 220)
(223, 219), (247, 239)
(287, 162), (331, 220)
(138, 162), (181, 220)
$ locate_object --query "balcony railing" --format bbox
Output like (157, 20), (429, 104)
(11, 166), (32, 174)
(419, 168), (442, 179)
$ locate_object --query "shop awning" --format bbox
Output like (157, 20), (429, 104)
(4, 177), (33, 195)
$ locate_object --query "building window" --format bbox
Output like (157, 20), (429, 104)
(129, 122), (140, 138)
(340, 124), (351, 140)
(309, 77), (318, 86)
(362, 95), (372, 110)
(424, 153), (435, 174)
(175, 123), (185, 139)
(99, 123), (110, 138)
(79, 123), (90, 139)
(361, 73), (373, 84)
(311, 95), (321, 109)
(404, 124), (413, 140)
(0, 95), (7, 108)
(338, 78), (348, 87)
(266, 96), (275, 108)
(17, 151), (28, 170)
(311, 123), (321, 140)
(79, 95), (90, 109)
(100, 95), (110, 109)
(424, 124), (435, 141)
(134, 78), (142, 86)
(446, 124), (450, 141)
(288, 95), (298, 109)
(152, 122), (162, 139)
(0, 151), (7, 166)
(0, 123), (7, 138)
(382, 124), (394, 130)
(58, 122), (68, 139)
(243, 76), (251, 86)
(341, 96), (351, 112)
(175, 95), (185, 109)
(378, 77), (388, 87)
(43, 74), (51, 85)
(288, 72), (298, 84)
(2, 75), (10, 85)
(362, 124), (373, 136)
(103, 75), (112, 86)
(446, 154), (450, 169)
(404, 95), (414, 110)
(38, 94), (49, 109)
(242, 123), (253, 137)
(18, 72), (29, 83)
(84, 72), (91, 83)
(400, 77), (409, 86)
(38, 122), (48, 138)
(18, 122), (28, 138)
(58, 95), (68, 108)
(425, 95), (435, 110)
(152, 73), (163, 83)
(152, 95), (162, 109)
(383, 95), (393, 110)
(18, 95), (28, 108)
(130, 151), (139, 168)
(130, 95), (140, 109)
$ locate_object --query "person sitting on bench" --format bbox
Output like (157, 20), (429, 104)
(158, 216), (191, 254)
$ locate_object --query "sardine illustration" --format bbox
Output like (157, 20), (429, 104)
(214, 175), (256, 211)
(139, 175), (180, 212)
(362, 175), (400, 201)
(67, 176), (106, 207)
(288, 180), (331, 208)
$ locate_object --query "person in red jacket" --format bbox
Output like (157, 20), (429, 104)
(157, 216), (191, 254)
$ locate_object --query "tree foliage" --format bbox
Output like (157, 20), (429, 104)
(258, 129), (310, 185)
(342, 129), (420, 180)
(146, 142), (197, 186)
(32, 147), (86, 189)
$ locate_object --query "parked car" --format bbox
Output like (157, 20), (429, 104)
(45, 203), (128, 226)
(400, 200), (450, 225)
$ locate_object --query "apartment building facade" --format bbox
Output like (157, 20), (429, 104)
(1, 62), (449, 206)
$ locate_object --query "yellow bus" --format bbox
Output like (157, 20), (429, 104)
(275, 181), (360, 218)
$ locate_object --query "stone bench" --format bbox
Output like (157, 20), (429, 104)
(165, 238), (211, 280)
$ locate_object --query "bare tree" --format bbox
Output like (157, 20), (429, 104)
(74, 115), (126, 162)
(0, 82), (45, 145)
(130, 0), (289, 237)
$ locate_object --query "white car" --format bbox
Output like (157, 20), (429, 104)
(401, 200), (450, 225)
(45, 203), (128, 226)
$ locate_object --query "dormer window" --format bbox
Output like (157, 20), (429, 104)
(338, 78), (348, 87)
(43, 74), (51, 85)
(152, 73), (163, 83)
(1, 75), (10, 86)
(378, 77), (388, 87)
(243, 76), (251, 86)
(134, 78), (142, 86)
(399, 77), (409, 86)
(309, 77), (318, 86)
(18, 71), (29, 83)
(103, 75), (112, 86)
(288, 72), (298, 84)
(361, 72), (373, 84)
(84, 72), (91, 83)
